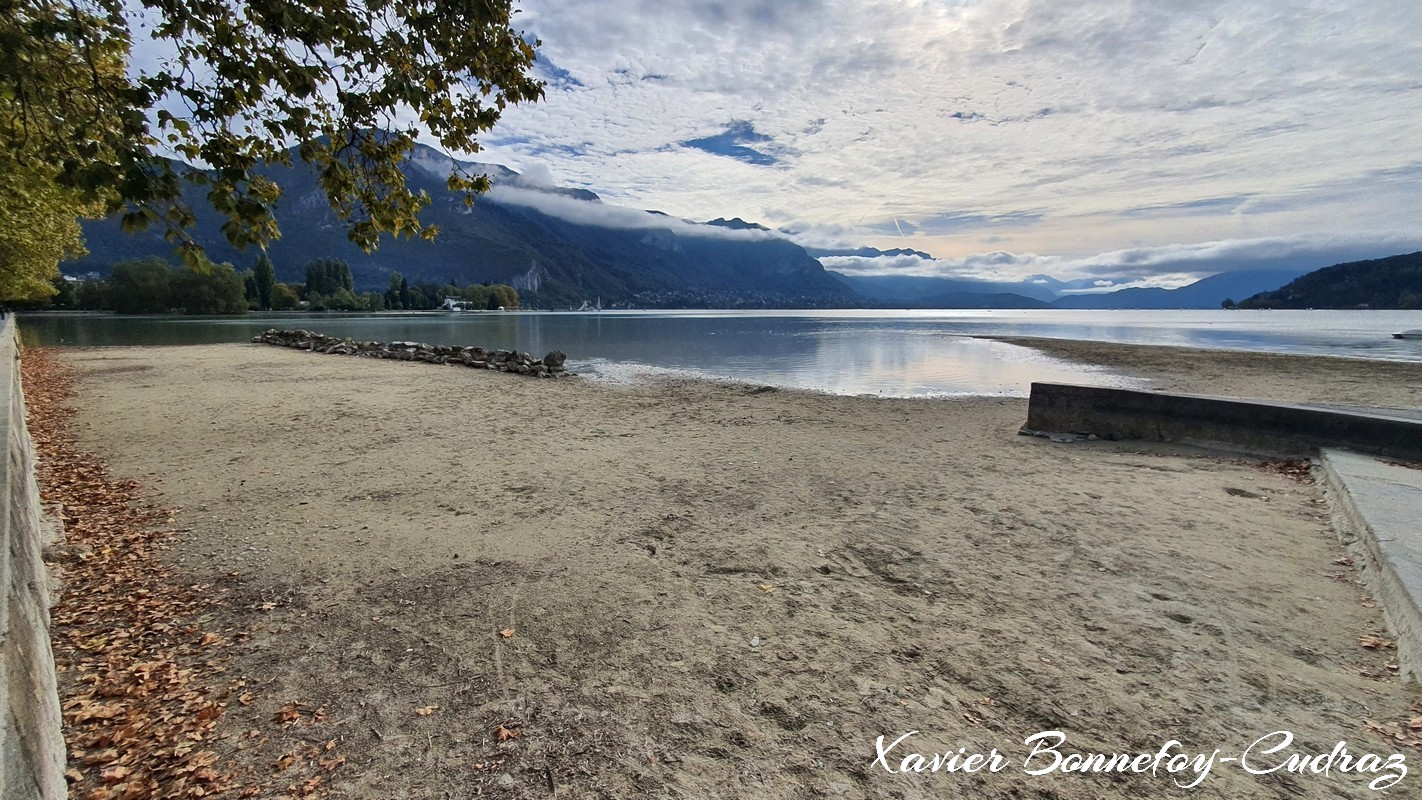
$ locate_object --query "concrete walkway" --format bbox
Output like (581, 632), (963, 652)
(1320, 450), (1422, 682)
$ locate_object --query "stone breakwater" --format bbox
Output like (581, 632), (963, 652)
(251, 329), (571, 378)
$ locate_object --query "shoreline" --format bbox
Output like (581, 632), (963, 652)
(45, 340), (1422, 798)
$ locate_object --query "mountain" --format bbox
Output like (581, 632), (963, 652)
(1236, 252), (1422, 309)
(910, 291), (1052, 310)
(807, 246), (937, 260)
(829, 272), (1055, 305)
(1051, 268), (1314, 309)
(67, 144), (858, 309)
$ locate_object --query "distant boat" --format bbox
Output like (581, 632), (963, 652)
(1393, 329), (1422, 340)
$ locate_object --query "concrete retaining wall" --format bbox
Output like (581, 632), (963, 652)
(1024, 382), (1422, 460)
(0, 317), (66, 800)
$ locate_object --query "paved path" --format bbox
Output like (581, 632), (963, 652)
(1322, 450), (1422, 682)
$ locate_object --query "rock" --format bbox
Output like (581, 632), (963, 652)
(253, 330), (574, 383)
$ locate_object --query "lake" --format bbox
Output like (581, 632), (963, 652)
(19, 309), (1422, 398)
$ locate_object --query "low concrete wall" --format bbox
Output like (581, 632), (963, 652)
(1024, 383), (1422, 460)
(0, 317), (66, 800)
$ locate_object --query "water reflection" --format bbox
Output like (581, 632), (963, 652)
(18, 309), (1422, 398)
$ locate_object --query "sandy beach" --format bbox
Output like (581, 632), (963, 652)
(50, 339), (1422, 798)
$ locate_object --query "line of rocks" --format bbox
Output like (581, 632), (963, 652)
(251, 329), (571, 378)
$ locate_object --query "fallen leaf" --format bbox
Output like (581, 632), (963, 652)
(499, 628), (515, 639)
(275, 702), (302, 725)
(100, 764), (130, 783)
(494, 724), (521, 742)
(415, 705), (439, 717)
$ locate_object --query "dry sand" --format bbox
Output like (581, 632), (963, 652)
(57, 339), (1422, 798)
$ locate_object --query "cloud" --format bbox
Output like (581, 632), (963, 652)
(461, 0), (1422, 262)
(127, 1), (1422, 266)
(516, 162), (557, 188)
(486, 186), (780, 241)
(816, 231), (1422, 287)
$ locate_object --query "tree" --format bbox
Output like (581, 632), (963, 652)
(2, 0), (544, 266)
(271, 283), (301, 310)
(242, 270), (260, 308)
(170, 263), (247, 314)
(76, 280), (108, 310)
(0, 2), (120, 302)
(304, 258), (354, 297)
(384, 271), (405, 310)
(50, 277), (77, 308)
(328, 287), (360, 311)
(463, 284), (492, 308)
(491, 284), (520, 309)
(108, 257), (175, 314)
(252, 255), (277, 310)
(0, 143), (104, 302)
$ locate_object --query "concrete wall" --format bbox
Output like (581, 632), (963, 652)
(0, 317), (67, 800)
(1024, 382), (1422, 461)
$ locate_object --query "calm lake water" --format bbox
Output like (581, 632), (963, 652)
(19, 309), (1422, 398)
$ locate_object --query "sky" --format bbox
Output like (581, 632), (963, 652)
(449, 0), (1422, 286)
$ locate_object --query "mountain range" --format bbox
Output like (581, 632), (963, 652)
(1236, 252), (1422, 309)
(69, 145), (855, 309)
(64, 144), (1372, 310)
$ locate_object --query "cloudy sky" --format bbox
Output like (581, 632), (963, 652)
(453, 0), (1422, 285)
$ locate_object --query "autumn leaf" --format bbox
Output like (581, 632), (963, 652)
(494, 724), (521, 742)
(275, 703), (302, 725)
(415, 705), (439, 717)
(100, 764), (130, 783)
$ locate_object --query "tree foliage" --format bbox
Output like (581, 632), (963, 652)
(108, 257), (174, 314)
(0, 4), (114, 302)
(1, 0), (544, 268)
(171, 262), (246, 314)
(104, 255), (247, 314)
(461, 282), (518, 309)
(304, 258), (355, 297)
(270, 283), (301, 310)
(252, 254), (276, 309)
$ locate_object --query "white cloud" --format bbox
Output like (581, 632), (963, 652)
(814, 230), (1422, 286)
(486, 186), (779, 241)
(125, 1), (1422, 266)
(470, 0), (1422, 263)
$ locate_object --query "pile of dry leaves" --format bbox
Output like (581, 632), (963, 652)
(24, 347), (242, 799)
